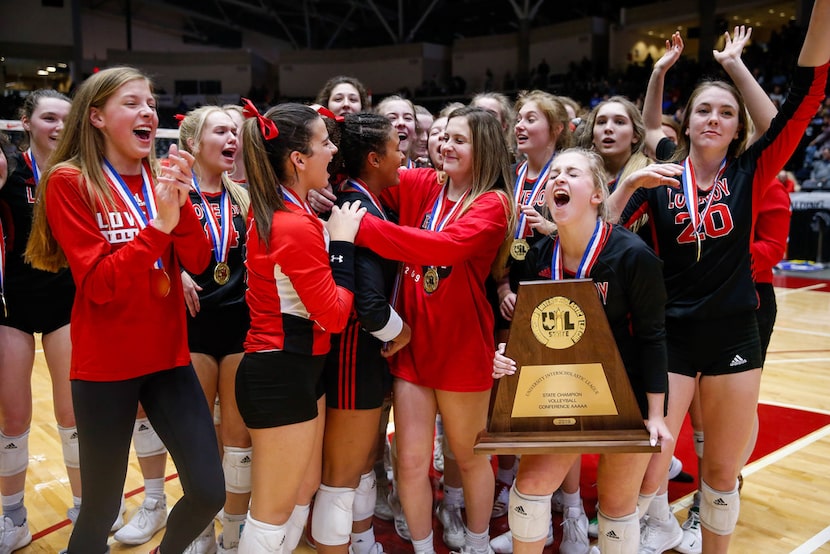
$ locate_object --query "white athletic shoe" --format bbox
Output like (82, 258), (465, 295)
(559, 505), (590, 554)
(387, 490), (411, 542)
(674, 507), (702, 554)
(488, 523), (554, 554)
(113, 497), (168, 545)
(450, 546), (495, 554)
(433, 434), (445, 473)
(435, 502), (465, 550)
(374, 480), (394, 521)
(217, 533), (238, 554)
(67, 495), (126, 533)
(551, 488), (565, 513)
(184, 520), (217, 554)
(349, 541), (386, 554)
(0, 516), (32, 554)
(639, 514), (683, 554)
(490, 480), (511, 519)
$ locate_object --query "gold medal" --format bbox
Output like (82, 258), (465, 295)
(695, 233), (702, 263)
(423, 266), (439, 293)
(510, 238), (529, 261)
(214, 261), (231, 285)
(150, 268), (171, 298)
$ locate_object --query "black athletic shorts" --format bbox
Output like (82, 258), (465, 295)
(187, 303), (250, 359)
(324, 323), (391, 410)
(754, 283), (777, 365)
(235, 350), (325, 428)
(0, 285), (73, 335)
(667, 311), (762, 377)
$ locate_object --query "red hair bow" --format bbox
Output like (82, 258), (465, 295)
(174, 113), (186, 127)
(241, 97), (279, 141)
(316, 106), (345, 123)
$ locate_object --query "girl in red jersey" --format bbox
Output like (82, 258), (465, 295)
(609, 5), (830, 551)
(311, 113), (411, 554)
(235, 102), (365, 553)
(25, 66), (225, 554)
(354, 105), (516, 554)
(0, 89), (79, 552)
(493, 147), (674, 554)
(178, 106), (252, 553)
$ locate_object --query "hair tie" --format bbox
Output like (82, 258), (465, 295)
(174, 113), (186, 127)
(241, 97), (279, 141)
(316, 106), (345, 123)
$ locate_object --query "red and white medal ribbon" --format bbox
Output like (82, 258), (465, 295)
(426, 186), (470, 232)
(191, 173), (232, 266)
(102, 159), (164, 270)
(281, 186), (315, 216)
(681, 157), (727, 240)
(513, 155), (554, 239)
(23, 149), (41, 184)
(550, 218), (610, 280)
(0, 219), (6, 317)
(341, 179), (387, 221)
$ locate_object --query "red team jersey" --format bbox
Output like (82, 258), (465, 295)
(244, 203), (355, 356)
(357, 168), (510, 392)
(44, 166), (211, 381)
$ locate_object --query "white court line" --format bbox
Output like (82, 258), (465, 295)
(773, 326), (830, 338)
(765, 356), (830, 364)
(761, 399), (830, 416)
(776, 283), (828, 296)
(790, 525), (830, 553)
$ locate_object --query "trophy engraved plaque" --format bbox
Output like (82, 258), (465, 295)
(475, 279), (659, 454)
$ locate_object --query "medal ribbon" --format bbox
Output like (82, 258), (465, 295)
(513, 155), (554, 239)
(24, 149), (41, 184)
(550, 218), (610, 280)
(681, 157), (727, 238)
(341, 179), (387, 221)
(191, 173), (232, 264)
(281, 186), (315, 215)
(0, 219), (6, 316)
(102, 159), (164, 270)
(426, 186), (470, 233)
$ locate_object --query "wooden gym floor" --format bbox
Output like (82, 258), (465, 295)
(12, 273), (830, 553)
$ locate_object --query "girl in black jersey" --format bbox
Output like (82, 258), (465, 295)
(492, 148), (673, 554)
(178, 105), (252, 553)
(312, 113), (411, 554)
(0, 90), (79, 552)
(608, 5), (830, 551)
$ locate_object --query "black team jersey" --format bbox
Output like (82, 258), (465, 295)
(621, 64), (829, 321)
(511, 224), (668, 417)
(0, 151), (74, 295)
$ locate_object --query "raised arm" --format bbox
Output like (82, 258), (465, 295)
(713, 26), (777, 142)
(643, 32), (684, 159)
(799, 0), (830, 68)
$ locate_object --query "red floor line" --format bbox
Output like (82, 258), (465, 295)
(30, 472), (180, 543)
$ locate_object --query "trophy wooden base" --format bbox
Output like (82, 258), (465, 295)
(474, 429), (658, 455)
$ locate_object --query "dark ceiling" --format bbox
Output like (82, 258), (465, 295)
(85, 0), (659, 50)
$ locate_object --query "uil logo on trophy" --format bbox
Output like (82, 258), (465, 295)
(530, 296), (587, 349)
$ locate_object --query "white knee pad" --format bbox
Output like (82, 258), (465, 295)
(699, 479), (740, 536)
(442, 433), (456, 461)
(284, 503), (310, 551)
(0, 430), (29, 477)
(597, 510), (640, 554)
(353, 471), (376, 521)
(693, 431), (704, 458)
(312, 485), (356, 546)
(507, 485), (552, 543)
(58, 425), (80, 469)
(133, 418), (167, 457)
(222, 446), (252, 494)
(238, 514), (287, 553)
